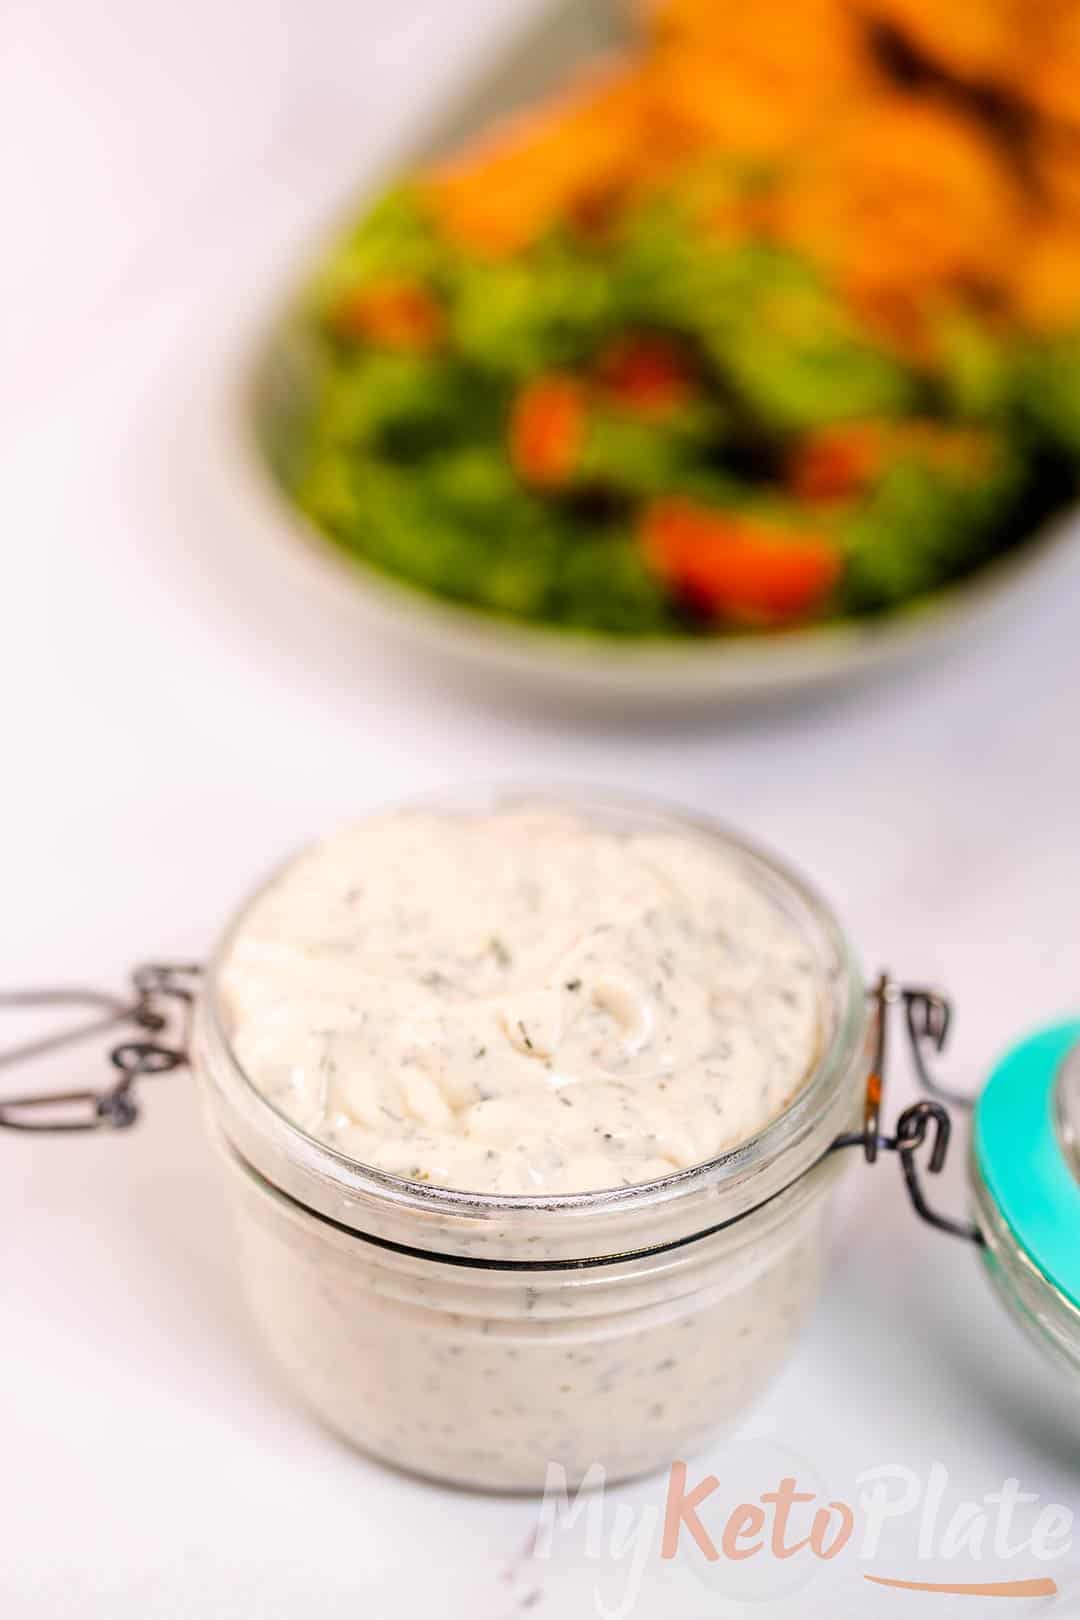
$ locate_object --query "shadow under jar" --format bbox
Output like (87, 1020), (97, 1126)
(192, 791), (869, 1491)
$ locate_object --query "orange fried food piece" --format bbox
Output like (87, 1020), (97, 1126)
(423, 59), (653, 255)
(645, 44), (831, 160)
(851, 0), (1025, 82)
(645, 0), (873, 160)
(1033, 128), (1080, 222)
(334, 279), (445, 350)
(641, 498), (842, 623)
(787, 421), (996, 501)
(648, 0), (867, 79)
(509, 375), (589, 488)
(772, 94), (1022, 346)
(1009, 220), (1080, 331)
(594, 334), (694, 417)
(1010, 3), (1080, 130)
(1000, 128), (1080, 329)
(858, 0), (1080, 138)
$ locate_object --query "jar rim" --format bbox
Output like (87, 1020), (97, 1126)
(194, 786), (868, 1246)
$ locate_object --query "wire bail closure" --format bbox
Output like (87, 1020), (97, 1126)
(832, 972), (983, 1247)
(0, 961), (984, 1245)
(0, 964), (201, 1132)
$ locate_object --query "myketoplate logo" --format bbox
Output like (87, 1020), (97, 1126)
(528, 1435), (1075, 1617)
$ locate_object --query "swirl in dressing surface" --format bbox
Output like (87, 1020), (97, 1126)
(220, 809), (821, 1194)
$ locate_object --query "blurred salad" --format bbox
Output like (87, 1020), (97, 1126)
(288, 0), (1080, 637)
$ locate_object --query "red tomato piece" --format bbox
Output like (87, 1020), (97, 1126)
(641, 498), (842, 624)
(336, 280), (445, 351)
(786, 424), (885, 502)
(596, 334), (694, 417)
(509, 375), (589, 488)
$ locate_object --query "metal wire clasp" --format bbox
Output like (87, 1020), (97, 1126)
(832, 973), (983, 1247)
(0, 963), (201, 1132)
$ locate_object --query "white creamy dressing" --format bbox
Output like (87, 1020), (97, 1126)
(220, 807), (822, 1195)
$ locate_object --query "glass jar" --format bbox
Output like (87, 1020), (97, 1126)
(5, 791), (1076, 1490)
(191, 790), (870, 1491)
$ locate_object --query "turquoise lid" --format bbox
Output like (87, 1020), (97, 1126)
(974, 1020), (1080, 1312)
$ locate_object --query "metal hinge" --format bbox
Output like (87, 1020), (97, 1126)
(0, 960), (984, 1248)
(0, 963), (201, 1132)
(831, 972), (983, 1247)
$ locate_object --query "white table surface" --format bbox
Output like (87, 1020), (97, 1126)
(3, 3), (1079, 1614)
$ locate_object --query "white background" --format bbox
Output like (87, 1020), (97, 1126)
(2, 1), (1078, 1614)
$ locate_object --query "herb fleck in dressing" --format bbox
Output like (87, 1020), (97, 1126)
(220, 808), (821, 1193)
